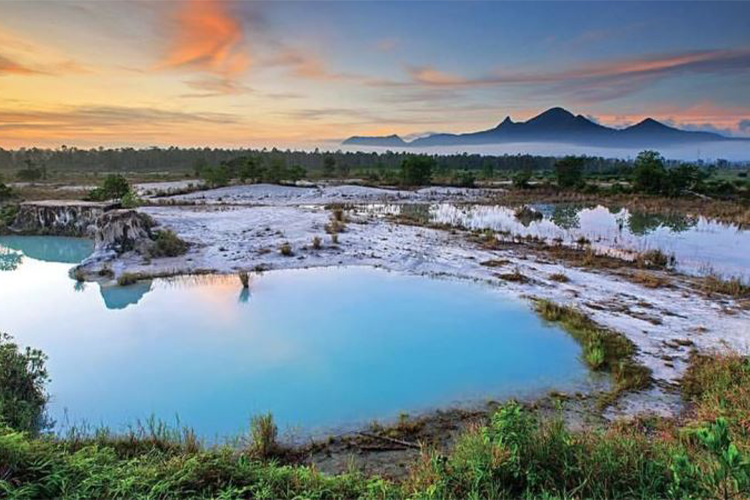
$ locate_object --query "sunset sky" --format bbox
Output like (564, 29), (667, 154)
(1, 0), (749, 148)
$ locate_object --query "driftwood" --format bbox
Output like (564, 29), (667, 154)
(686, 190), (713, 201)
(357, 431), (421, 450)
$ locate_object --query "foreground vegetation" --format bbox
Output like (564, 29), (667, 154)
(1, 331), (749, 499)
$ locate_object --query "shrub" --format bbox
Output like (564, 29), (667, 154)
(279, 242), (293, 256)
(451, 170), (476, 188)
(121, 190), (143, 208)
(0, 333), (50, 434)
(548, 272), (569, 283)
(0, 182), (13, 202)
(249, 413), (278, 459)
(149, 229), (189, 258)
(0, 204), (19, 231)
(311, 236), (322, 250)
(512, 169), (532, 189)
(87, 174), (131, 201)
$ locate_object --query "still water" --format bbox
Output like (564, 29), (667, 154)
(0, 236), (590, 439)
(360, 203), (750, 280)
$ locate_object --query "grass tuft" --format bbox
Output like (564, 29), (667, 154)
(702, 274), (750, 298)
(548, 272), (570, 283)
(279, 242), (293, 256)
(249, 412), (278, 459)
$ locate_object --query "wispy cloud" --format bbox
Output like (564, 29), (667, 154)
(398, 49), (750, 103)
(181, 76), (253, 98)
(263, 48), (354, 82)
(408, 66), (467, 86)
(0, 54), (41, 76)
(0, 29), (91, 77)
(0, 105), (240, 133)
(739, 119), (750, 133)
(160, 0), (250, 76)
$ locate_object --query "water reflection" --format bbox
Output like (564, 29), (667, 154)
(357, 203), (749, 279)
(100, 281), (153, 310)
(626, 211), (698, 236)
(550, 204), (581, 230)
(0, 246), (23, 271)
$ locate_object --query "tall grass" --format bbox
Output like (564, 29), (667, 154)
(249, 412), (278, 459)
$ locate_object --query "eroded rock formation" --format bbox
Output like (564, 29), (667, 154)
(10, 201), (118, 237)
(94, 209), (155, 254)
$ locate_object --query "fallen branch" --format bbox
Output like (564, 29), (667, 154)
(357, 431), (421, 450)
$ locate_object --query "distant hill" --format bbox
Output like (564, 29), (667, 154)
(343, 107), (741, 148)
(342, 134), (406, 147)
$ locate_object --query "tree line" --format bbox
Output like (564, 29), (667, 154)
(2, 146), (737, 178)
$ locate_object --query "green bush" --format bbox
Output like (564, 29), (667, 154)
(0, 182), (13, 202)
(87, 174), (131, 201)
(120, 190), (143, 208)
(0, 333), (50, 434)
(400, 156), (435, 186)
(149, 229), (189, 258)
(512, 169), (532, 189)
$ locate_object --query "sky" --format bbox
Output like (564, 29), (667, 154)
(0, 0), (749, 149)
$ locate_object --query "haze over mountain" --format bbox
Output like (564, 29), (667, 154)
(343, 108), (743, 149)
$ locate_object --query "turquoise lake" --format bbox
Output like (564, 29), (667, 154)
(0, 236), (591, 440)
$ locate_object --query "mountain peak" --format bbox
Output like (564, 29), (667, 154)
(537, 107), (575, 119)
(526, 107), (576, 126)
(497, 116), (514, 128)
(342, 106), (733, 148)
(628, 118), (673, 131)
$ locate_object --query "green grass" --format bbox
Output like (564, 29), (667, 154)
(533, 300), (652, 407)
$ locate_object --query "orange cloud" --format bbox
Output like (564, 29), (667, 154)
(162, 0), (250, 76)
(399, 49), (750, 102)
(264, 48), (352, 82)
(408, 66), (466, 86)
(0, 54), (40, 76)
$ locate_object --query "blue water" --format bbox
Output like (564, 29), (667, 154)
(0, 236), (590, 439)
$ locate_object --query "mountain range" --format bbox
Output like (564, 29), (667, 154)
(342, 107), (744, 148)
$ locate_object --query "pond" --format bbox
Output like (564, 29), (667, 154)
(359, 203), (750, 280)
(0, 236), (592, 440)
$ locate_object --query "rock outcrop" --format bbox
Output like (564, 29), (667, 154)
(94, 209), (155, 254)
(10, 201), (118, 237)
